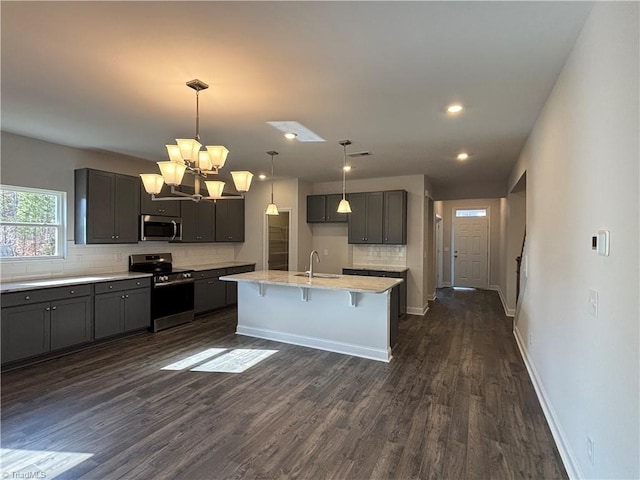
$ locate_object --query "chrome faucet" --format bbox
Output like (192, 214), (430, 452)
(308, 250), (320, 279)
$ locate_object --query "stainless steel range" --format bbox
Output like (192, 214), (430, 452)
(129, 253), (194, 332)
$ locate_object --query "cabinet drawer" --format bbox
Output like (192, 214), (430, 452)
(1, 284), (92, 308)
(226, 264), (255, 275)
(194, 268), (226, 280)
(95, 277), (151, 295)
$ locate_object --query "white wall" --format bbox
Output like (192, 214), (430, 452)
(512, 3), (639, 478)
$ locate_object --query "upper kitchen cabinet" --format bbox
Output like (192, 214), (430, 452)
(139, 182), (181, 217)
(75, 169), (140, 244)
(215, 199), (244, 242)
(383, 190), (407, 244)
(180, 196), (215, 242)
(348, 192), (383, 244)
(307, 194), (348, 223)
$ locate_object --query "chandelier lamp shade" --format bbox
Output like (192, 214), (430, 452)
(337, 140), (352, 213)
(265, 151), (279, 215)
(140, 79), (252, 202)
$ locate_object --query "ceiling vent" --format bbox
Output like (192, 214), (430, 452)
(348, 151), (372, 158)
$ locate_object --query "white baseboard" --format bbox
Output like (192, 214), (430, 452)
(442, 282), (451, 287)
(407, 304), (429, 316)
(488, 284), (515, 317)
(427, 291), (436, 302)
(236, 325), (391, 363)
(513, 327), (582, 479)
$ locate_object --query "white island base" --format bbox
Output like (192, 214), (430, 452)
(225, 275), (398, 362)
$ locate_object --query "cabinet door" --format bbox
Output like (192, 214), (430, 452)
(94, 292), (124, 339)
(180, 200), (198, 242)
(87, 169), (116, 242)
(325, 194), (348, 223)
(195, 278), (227, 314)
(123, 288), (150, 332)
(307, 195), (326, 223)
(197, 201), (215, 242)
(216, 200), (244, 242)
(1, 302), (51, 363)
(365, 192), (384, 244)
(347, 193), (367, 244)
(114, 174), (140, 243)
(140, 182), (180, 217)
(194, 279), (211, 314)
(50, 297), (93, 350)
(383, 190), (407, 245)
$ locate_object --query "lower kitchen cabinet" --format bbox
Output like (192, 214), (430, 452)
(94, 279), (151, 339)
(224, 264), (256, 305)
(194, 268), (227, 315)
(1, 285), (93, 365)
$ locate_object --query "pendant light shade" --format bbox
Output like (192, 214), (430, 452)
(207, 146), (229, 169)
(140, 174), (165, 195)
(265, 150), (279, 215)
(337, 198), (352, 213)
(205, 180), (225, 199)
(231, 171), (254, 192)
(157, 161), (187, 186)
(338, 140), (352, 214)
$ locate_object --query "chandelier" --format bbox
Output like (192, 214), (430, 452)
(140, 79), (253, 202)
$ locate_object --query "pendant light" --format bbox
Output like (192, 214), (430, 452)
(337, 140), (352, 213)
(265, 150), (279, 215)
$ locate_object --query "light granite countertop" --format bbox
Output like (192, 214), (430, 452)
(175, 261), (256, 271)
(0, 272), (152, 294)
(220, 270), (402, 294)
(345, 265), (409, 273)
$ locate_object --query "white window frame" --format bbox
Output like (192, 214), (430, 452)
(455, 208), (487, 218)
(0, 185), (67, 261)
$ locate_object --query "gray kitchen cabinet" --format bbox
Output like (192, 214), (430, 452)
(194, 268), (227, 314)
(75, 168), (140, 244)
(94, 278), (151, 339)
(215, 199), (245, 242)
(139, 182), (181, 217)
(180, 196), (215, 242)
(224, 264), (256, 305)
(347, 192), (383, 244)
(383, 190), (408, 245)
(1, 284), (93, 364)
(307, 194), (348, 223)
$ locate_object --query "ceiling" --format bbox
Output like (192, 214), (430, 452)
(1, 1), (593, 195)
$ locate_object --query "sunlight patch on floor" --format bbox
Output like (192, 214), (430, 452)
(160, 348), (227, 370)
(0, 448), (93, 479)
(453, 286), (476, 291)
(191, 349), (278, 373)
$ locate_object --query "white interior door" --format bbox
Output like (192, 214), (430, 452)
(453, 214), (488, 288)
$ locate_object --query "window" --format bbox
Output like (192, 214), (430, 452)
(455, 208), (487, 218)
(0, 185), (66, 260)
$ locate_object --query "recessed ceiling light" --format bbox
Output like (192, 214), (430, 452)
(267, 121), (325, 142)
(259, 174), (267, 180)
(457, 152), (469, 161)
(284, 132), (297, 140)
(447, 103), (464, 114)
(343, 165), (352, 172)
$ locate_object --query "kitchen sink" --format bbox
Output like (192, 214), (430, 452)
(294, 273), (342, 279)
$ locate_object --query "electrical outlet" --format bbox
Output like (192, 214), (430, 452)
(588, 289), (598, 317)
(587, 436), (595, 465)
(528, 333), (533, 347)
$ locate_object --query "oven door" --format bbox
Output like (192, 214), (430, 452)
(140, 215), (182, 241)
(151, 280), (194, 321)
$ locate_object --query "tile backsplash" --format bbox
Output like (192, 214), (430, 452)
(352, 245), (407, 267)
(0, 241), (235, 282)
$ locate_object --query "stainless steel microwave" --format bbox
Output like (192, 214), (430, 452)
(140, 215), (182, 241)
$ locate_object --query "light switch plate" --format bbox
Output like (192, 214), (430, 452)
(597, 230), (610, 256)
(588, 289), (598, 317)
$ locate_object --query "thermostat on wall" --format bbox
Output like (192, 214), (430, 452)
(592, 230), (610, 256)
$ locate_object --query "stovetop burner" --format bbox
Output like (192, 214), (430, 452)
(129, 253), (194, 286)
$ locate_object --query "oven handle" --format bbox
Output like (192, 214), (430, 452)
(154, 279), (195, 288)
(171, 220), (177, 240)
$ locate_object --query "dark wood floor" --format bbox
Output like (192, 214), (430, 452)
(1, 288), (566, 479)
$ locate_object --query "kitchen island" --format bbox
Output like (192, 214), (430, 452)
(220, 270), (402, 362)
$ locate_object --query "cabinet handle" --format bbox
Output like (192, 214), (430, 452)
(121, 295), (126, 299)
(109, 285), (113, 289)
(70, 290), (75, 294)
(125, 295), (129, 298)
(136, 282), (141, 286)
(208, 281), (213, 284)
(116, 235), (120, 239)
(52, 306), (57, 310)
(111, 235), (115, 239)
(228, 236), (232, 240)
(25, 295), (30, 300)
(45, 307), (50, 311)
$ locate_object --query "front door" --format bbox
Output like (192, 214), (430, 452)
(453, 211), (488, 288)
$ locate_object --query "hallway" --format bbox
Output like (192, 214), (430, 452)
(1, 288), (565, 479)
